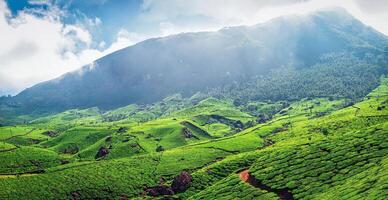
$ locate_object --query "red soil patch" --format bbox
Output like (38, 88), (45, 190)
(238, 169), (294, 200)
(239, 170), (250, 182)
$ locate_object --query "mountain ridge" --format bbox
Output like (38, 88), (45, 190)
(2, 8), (388, 119)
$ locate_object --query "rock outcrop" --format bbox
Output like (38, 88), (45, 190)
(95, 147), (109, 159)
(171, 171), (193, 193)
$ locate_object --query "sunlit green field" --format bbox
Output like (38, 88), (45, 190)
(0, 78), (387, 199)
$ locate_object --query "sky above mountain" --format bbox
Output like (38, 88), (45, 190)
(0, 0), (387, 96)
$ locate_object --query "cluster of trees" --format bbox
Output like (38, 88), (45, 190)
(209, 53), (387, 103)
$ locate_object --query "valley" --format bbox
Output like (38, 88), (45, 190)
(0, 78), (386, 199)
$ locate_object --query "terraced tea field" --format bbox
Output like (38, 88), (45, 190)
(0, 78), (387, 199)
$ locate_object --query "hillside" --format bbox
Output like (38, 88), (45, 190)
(1, 8), (387, 119)
(0, 77), (386, 199)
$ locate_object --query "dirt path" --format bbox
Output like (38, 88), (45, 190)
(239, 170), (294, 200)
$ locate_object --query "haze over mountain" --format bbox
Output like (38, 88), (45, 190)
(3, 8), (388, 115)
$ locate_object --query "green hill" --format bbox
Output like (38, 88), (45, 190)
(0, 77), (386, 199)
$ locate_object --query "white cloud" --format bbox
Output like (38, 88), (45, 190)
(141, 0), (301, 23)
(159, 21), (179, 36)
(0, 1), (143, 95)
(61, 28), (147, 71)
(352, 0), (388, 35)
(63, 25), (92, 46)
(141, 0), (388, 35)
(28, 0), (51, 6)
(249, 0), (388, 36)
(0, 0), (82, 95)
(102, 29), (146, 55)
(98, 41), (106, 48)
(85, 17), (102, 27)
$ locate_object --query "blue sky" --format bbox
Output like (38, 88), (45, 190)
(6, 0), (143, 47)
(1, 0), (387, 95)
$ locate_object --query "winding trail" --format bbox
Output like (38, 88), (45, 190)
(239, 170), (294, 200)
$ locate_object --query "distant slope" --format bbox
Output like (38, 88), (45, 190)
(4, 8), (388, 116)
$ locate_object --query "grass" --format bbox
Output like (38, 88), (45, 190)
(0, 78), (387, 199)
(0, 146), (68, 174)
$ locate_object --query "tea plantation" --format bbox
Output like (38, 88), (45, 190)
(0, 78), (387, 199)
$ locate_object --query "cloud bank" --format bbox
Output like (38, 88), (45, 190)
(141, 0), (388, 34)
(0, 0), (142, 95)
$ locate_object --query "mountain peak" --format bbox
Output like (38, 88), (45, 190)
(6, 9), (388, 115)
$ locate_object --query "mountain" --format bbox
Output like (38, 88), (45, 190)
(3, 8), (388, 115)
(1, 7), (388, 199)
